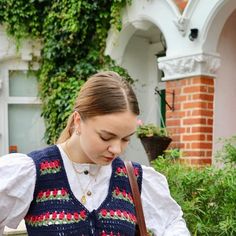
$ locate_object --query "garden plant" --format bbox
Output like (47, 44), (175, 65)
(152, 136), (236, 235)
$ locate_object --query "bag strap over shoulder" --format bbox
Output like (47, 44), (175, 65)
(125, 161), (148, 236)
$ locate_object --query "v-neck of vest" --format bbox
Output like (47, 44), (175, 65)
(54, 145), (118, 214)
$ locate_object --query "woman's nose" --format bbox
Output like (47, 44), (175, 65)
(107, 141), (122, 155)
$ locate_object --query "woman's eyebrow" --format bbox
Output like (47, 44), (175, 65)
(124, 131), (136, 138)
(100, 130), (136, 138)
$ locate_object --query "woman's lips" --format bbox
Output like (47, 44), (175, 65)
(103, 156), (114, 161)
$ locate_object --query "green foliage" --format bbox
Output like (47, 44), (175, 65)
(215, 135), (236, 165)
(136, 123), (168, 138)
(41, 73), (85, 143)
(161, 148), (182, 159)
(110, 0), (131, 31)
(152, 158), (236, 235)
(0, 0), (132, 143)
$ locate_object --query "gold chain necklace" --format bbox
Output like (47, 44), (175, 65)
(64, 140), (101, 204)
(71, 163), (92, 204)
(71, 162), (98, 176)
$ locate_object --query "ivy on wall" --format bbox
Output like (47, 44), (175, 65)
(0, 0), (132, 144)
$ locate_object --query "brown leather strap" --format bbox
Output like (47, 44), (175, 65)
(125, 161), (148, 236)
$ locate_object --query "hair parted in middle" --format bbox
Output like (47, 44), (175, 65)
(57, 71), (139, 143)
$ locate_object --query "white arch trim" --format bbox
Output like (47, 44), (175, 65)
(105, 0), (180, 64)
(158, 52), (221, 81)
(201, 0), (236, 52)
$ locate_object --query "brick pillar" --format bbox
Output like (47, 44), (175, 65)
(166, 76), (214, 165)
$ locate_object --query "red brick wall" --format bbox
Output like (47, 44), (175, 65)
(166, 76), (214, 165)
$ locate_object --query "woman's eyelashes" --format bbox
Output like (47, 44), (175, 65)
(100, 135), (112, 141)
(122, 138), (130, 142)
(99, 135), (130, 142)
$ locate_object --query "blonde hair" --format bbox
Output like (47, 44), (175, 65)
(57, 71), (139, 143)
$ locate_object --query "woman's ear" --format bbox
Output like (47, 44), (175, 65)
(73, 111), (82, 133)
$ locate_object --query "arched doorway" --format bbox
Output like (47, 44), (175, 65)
(118, 23), (167, 165)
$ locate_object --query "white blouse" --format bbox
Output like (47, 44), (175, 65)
(0, 145), (190, 236)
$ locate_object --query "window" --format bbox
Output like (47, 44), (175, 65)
(7, 70), (46, 154)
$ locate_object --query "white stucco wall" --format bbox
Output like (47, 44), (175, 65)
(213, 9), (236, 155)
(0, 26), (42, 156)
(121, 36), (163, 165)
(106, 0), (236, 164)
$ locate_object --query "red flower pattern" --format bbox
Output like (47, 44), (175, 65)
(112, 187), (134, 204)
(61, 188), (66, 196)
(115, 166), (139, 177)
(67, 213), (72, 221)
(101, 209), (107, 217)
(59, 212), (65, 220)
(40, 160), (61, 175)
(46, 190), (50, 198)
(74, 212), (79, 220)
(80, 210), (86, 219)
(36, 188), (69, 202)
(52, 212), (57, 220)
(99, 209), (136, 224)
(25, 210), (87, 227)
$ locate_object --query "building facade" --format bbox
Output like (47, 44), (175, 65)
(106, 0), (236, 165)
(1, 0), (236, 166)
(0, 31), (45, 156)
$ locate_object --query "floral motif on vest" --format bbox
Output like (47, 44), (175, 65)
(25, 146), (143, 236)
(112, 187), (134, 204)
(25, 210), (87, 227)
(40, 159), (61, 175)
(115, 166), (139, 177)
(99, 209), (137, 224)
(36, 188), (70, 202)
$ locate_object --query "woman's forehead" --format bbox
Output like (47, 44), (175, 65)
(87, 112), (137, 133)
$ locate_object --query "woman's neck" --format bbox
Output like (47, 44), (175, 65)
(62, 137), (92, 164)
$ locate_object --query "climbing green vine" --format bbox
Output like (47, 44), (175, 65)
(0, 0), (132, 144)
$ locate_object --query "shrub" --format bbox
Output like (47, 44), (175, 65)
(152, 158), (236, 235)
(215, 135), (236, 165)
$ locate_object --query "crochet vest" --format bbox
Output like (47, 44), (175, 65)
(25, 145), (143, 236)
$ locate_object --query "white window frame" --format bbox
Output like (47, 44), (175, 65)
(0, 59), (41, 156)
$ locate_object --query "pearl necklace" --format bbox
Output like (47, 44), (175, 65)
(64, 140), (101, 204)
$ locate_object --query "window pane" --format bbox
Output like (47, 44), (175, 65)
(9, 70), (38, 97)
(8, 104), (46, 154)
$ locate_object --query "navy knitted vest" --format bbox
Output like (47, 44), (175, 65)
(25, 145), (143, 236)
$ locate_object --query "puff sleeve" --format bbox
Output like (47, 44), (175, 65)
(0, 153), (36, 233)
(141, 165), (190, 235)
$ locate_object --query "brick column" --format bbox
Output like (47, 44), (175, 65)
(166, 76), (214, 165)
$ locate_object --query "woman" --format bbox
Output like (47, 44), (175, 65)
(0, 71), (190, 235)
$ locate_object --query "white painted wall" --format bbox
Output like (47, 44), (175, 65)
(120, 35), (164, 165)
(213, 10), (236, 155)
(0, 26), (42, 156)
(121, 36), (151, 165)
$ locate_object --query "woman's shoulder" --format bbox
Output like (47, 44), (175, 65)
(0, 153), (36, 230)
(0, 152), (36, 179)
(0, 152), (34, 165)
(141, 164), (170, 191)
(141, 164), (167, 179)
